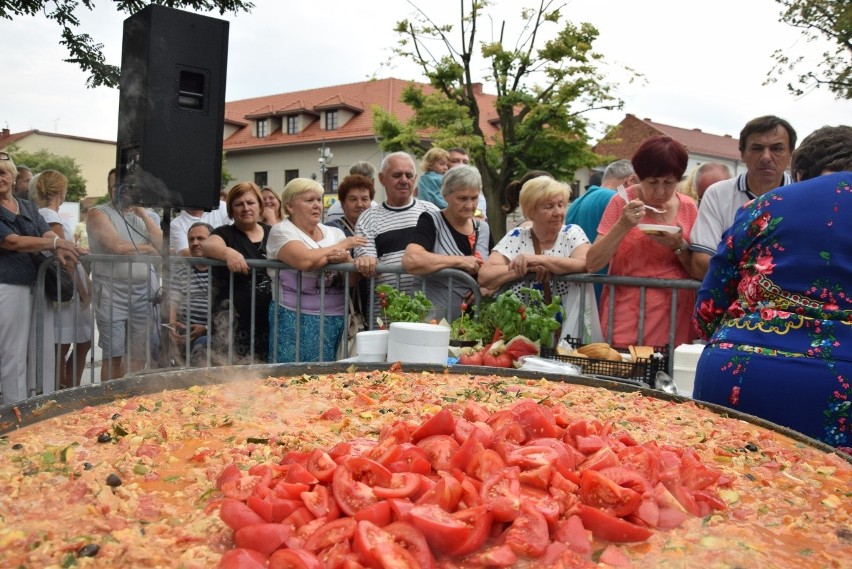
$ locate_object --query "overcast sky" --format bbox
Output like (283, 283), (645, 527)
(3, 0), (849, 146)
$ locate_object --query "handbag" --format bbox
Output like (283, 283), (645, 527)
(31, 252), (75, 303)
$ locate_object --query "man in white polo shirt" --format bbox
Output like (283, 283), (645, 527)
(688, 115), (796, 280)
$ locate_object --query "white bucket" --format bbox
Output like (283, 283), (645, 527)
(386, 323), (450, 364)
(355, 330), (389, 362)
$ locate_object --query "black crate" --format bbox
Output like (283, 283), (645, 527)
(540, 337), (669, 387)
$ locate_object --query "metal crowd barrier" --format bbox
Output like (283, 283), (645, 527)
(26, 254), (699, 400)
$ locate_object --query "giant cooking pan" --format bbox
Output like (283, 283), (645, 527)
(1, 362), (848, 463)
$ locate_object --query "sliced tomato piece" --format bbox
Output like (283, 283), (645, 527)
(306, 449), (337, 483)
(285, 463), (319, 485)
(216, 463), (243, 490)
(507, 445), (560, 469)
(512, 400), (561, 439)
(480, 466), (520, 522)
(597, 466), (653, 495)
(235, 522), (293, 556)
(580, 469), (641, 517)
(577, 505), (653, 543)
(372, 541), (423, 568)
(617, 444), (661, 486)
(554, 514), (592, 555)
(388, 446), (432, 475)
(408, 504), (472, 557)
(332, 461), (379, 517)
(578, 445), (619, 472)
(505, 501), (549, 558)
(462, 544), (517, 567)
(282, 507), (316, 532)
(220, 498), (267, 531)
(412, 408), (456, 442)
(466, 448), (505, 481)
(316, 540), (351, 568)
(220, 548), (268, 569)
(575, 434), (606, 454)
(384, 521), (437, 569)
(268, 548), (324, 569)
(352, 500), (392, 527)
(415, 473), (462, 511)
(353, 520), (395, 568)
(519, 463), (553, 489)
(303, 517), (357, 552)
(301, 485), (340, 520)
(680, 450), (721, 491)
(365, 439), (405, 467)
(416, 435), (459, 472)
(247, 495), (303, 523)
(445, 504), (492, 558)
(274, 481), (311, 500)
(463, 399), (490, 422)
(374, 472), (420, 500)
(599, 544), (631, 566)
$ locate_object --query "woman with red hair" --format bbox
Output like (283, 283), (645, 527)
(586, 135), (699, 347)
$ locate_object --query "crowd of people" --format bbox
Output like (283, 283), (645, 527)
(1, 118), (850, 453)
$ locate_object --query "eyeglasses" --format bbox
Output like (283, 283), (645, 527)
(0, 152), (10, 161)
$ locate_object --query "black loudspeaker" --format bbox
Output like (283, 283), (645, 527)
(116, 5), (229, 209)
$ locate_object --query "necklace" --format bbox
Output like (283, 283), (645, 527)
(4, 196), (20, 215)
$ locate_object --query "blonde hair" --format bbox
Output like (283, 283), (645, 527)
(519, 177), (570, 219)
(281, 178), (324, 219)
(30, 170), (68, 207)
(261, 187), (283, 221)
(0, 155), (18, 180)
(677, 166), (699, 201)
(420, 147), (449, 172)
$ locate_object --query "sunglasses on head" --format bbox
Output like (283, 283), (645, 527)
(0, 152), (10, 161)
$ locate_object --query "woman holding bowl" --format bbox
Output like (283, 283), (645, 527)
(267, 178), (365, 362)
(0, 154), (80, 403)
(479, 175), (600, 342)
(403, 165), (491, 322)
(586, 135), (698, 347)
(202, 182), (271, 363)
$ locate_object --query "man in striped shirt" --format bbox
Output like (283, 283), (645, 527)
(168, 222), (212, 366)
(354, 152), (439, 299)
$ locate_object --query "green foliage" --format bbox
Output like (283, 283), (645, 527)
(1, 1), (254, 88)
(375, 284), (433, 325)
(387, 0), (633, 241)
(5, 144), (87, 202)
(221, 151), (236, 187)
(766, 0), (852, 100)
(450, 305), (491, 342)
(479, 287), (564, 348)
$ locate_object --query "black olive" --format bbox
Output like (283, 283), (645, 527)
(744, 443), (758, 452)
(77, 543), (100, 558)
(97, 432), (111, 443)
(745, 473), (756, 481)
(11, 443), (22, 450)
(106, 473), (122, 487)
(837, 527), (852, 542)
(111, 413), (121, 420)
(83, 462), (93, 470)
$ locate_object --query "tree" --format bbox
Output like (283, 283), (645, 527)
(6, 145), (88, 202)
(766, 0), (852, 100)
(0, 1), (253, 89)
(384, 0), (630, 239)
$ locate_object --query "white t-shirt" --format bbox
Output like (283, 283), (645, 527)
(39, 208), (73, 241)
(170, 202), (230, 254)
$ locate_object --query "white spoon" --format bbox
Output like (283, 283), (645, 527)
(617, 185), (667, 214)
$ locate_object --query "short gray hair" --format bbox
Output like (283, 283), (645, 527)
(380, 152), (415, 174)
(349, 161), (376, 179)
(602, 159), (634, 181)
(441, 165), (482, 198)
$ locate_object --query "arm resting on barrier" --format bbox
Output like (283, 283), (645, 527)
(402, 243), (481, 276)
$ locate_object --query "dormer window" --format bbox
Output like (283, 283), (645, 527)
(286, 115), (298, 135)
(325, 111), (338, 131)
(256, 119), (268, 138)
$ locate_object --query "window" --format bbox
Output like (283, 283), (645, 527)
(286, 116), (298, 135)
(324, 167), (339, 193)
(256, 119), (267, 138)
(325, 111), (338, 131)
(254, 171), (267, 187)
(285, 169), (299, 184)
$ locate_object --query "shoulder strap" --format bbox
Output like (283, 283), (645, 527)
(529, 230), (552, 304)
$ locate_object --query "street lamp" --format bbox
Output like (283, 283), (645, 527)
(318, 144), (333, 190)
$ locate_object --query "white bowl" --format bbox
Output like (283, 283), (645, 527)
(355, 330), (389, 355)
(388, 322), (450, 346)
(637, 223), (679, 235)
(386, 340), (448, 364)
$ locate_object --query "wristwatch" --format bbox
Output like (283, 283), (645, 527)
(673, 241), (689, 255)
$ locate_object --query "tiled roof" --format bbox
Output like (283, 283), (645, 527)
(223, 78), (500, 152)
(594, 114), (741, 161)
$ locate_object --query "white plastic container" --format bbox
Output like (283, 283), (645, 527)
(386, 322), (450, 364)
(672, 343), (706, 397)
(355, 330), (389, 363)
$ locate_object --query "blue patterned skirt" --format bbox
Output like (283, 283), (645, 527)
(268, 303), (343, 363)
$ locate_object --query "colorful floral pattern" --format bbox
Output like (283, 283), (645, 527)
(693, 173), (852, 449)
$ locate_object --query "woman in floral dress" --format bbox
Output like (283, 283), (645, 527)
(693, 125), (852, 451)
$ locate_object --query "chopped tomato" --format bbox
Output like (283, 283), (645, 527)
(219, 548), (268, 569)
(507, 445), (560, 469)
(220, 498), (266, 531)
(577, 446), (619, 472)
(408, 504), (473, 557)
(416, 435), (459, 472)
(285, 463), (319, 485)
(577, 505), (653, 543)
(268, 548), (324, 569)
(597, 466), (653, 495)
(303, 517), (357, 552)
(306, 449), (337, 483)
(216, 463), (243, 490)
(247, 495), (303, 523)
(373, 472), (420, 500)
(449, 433), (485, 472)
(301, 485), (340, 520)
(354, 500), (393, 527)
(353, 520), (395, 567)
(466, 448), (506, 482)
(235, 522), (293, 556)
(480, 466), (520, 522)
(416, 473), (462, 511)
(505, 501), (549, 558)
(554, 514), (592, 555)
(599, 544), (631, 566)
(444, 504), (492, 557)
(579, 469), (641, 517)
(463, 399), (490, 423)
(319, 406), (343, 420)
(512, 401), (561, 439)
(462, 544), (517, 567)
(412, 408), (456, 442)
(384, 521), (437, 569)
(332, 461), (379, 517)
